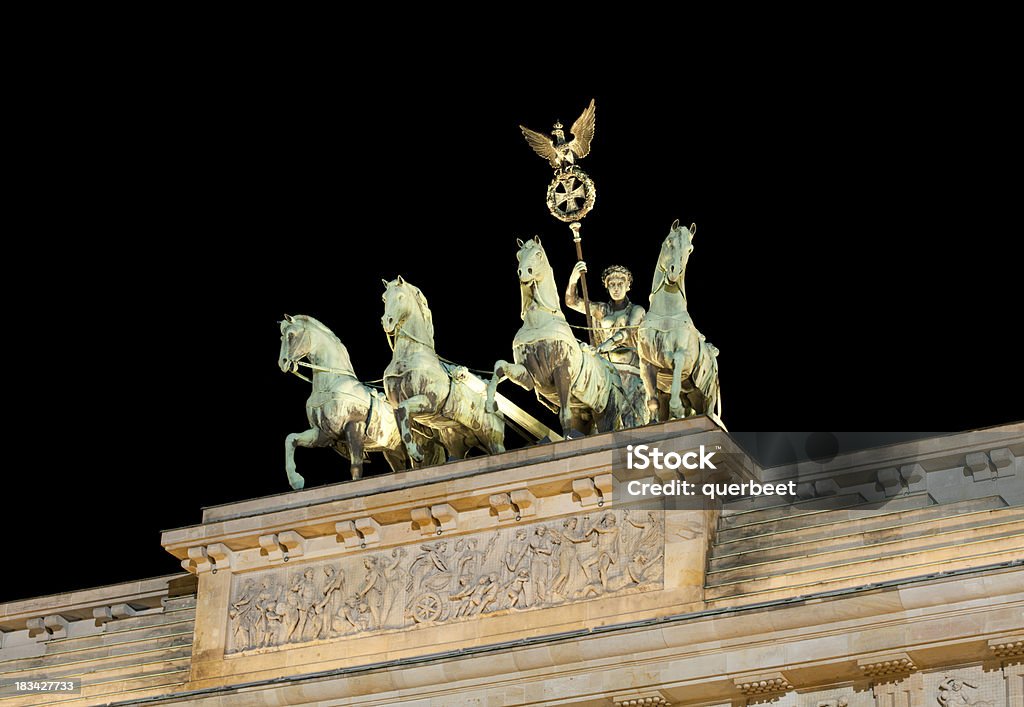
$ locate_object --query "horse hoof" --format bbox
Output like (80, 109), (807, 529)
(288, 474), (306, 490)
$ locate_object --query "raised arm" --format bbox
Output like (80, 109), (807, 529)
(625, 509), (648, 530)
(566, 261), (604, 318)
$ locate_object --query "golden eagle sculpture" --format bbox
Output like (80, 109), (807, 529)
(520, 99), (596, 171)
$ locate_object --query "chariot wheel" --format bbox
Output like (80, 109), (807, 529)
(410, 592), (443, 623)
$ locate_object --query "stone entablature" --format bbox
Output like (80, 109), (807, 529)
(160, 419), (731, 691)
(0, 574), (191, 638)
(0, 576), (196, 706)
(3, 421), (1022, 705)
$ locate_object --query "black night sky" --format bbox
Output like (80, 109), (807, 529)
(6, 79), (1019, 603)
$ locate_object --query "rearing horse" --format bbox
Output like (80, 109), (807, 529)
(382, 276), (505, 463)
(278, 314), (409, 489)
(637, 220), (722, 423)
(488, 236), (647, 437)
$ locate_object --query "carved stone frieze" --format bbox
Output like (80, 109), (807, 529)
(225, 508), (664, 653)
(935, 676), (996, 706)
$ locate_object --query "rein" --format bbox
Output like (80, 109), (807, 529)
(652, 263), (668, 297)
(382, 292), (492, 379)
(385, 323), (436, 352)
(525, 280), (562, 316)
(385, 321), (494, 380)
(653, 262), (687, 298)
(285, 359), (371, 385)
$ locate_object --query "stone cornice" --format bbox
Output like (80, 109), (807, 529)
(989, 635), (1024, 659)
(161, 422), (743, 562)
(613, 697), (670, 707)
(734, 672), (793, 695)
(198, 418), (724, 524)
(857, 652), (916, 678)
(762, 423), (1024, 483)
(0, 574), (190, 633)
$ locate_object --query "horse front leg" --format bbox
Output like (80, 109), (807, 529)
(343, 420), (366, 480)
(487, 360), (533, 413)
(669, 350), (687, 420)
(394, 394), (436, 464)
(285, 427), (327, 490)
(641, 360), (661, 423)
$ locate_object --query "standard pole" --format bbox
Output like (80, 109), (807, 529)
(569, 222), (596, 346)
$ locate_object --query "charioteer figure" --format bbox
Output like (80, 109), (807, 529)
(566, 262), (644, 365)
(566, 262), (648, 402)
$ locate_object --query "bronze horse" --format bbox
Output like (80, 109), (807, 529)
(279, 314), (409, 489)
(382, 276), (506, 462)
(488, 236), (647, 437)
(637, 220), (722, 423)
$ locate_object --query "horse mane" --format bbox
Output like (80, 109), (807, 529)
(399, 281), (436, 344)
(292, 315), (355, 372)
(650, 227), (689, 304)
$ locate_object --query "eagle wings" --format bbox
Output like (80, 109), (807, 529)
(520, 99), (596, 169)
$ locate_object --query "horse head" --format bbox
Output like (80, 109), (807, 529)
(381, 276), (434, 343)
(279, 314), (311, 373)
(515, 235), (550, 286)
(515, 236), (559, 319)
(651, 219), (696, 299)
(279, 314), (355, 375)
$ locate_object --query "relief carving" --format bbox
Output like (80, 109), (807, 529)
(935, 677), (994, 707)
(226, 508), (664, 652)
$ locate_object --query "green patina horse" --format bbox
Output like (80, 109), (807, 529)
(637, 220), (722, 424)
(488, 236), (648, 437)
(382, 277), (505, 463)
(279, 314), (409, 489)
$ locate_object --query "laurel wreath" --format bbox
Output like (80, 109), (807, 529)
(546, 167), (596, 223)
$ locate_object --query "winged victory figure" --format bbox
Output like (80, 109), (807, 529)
(520, 98), (596, 171)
